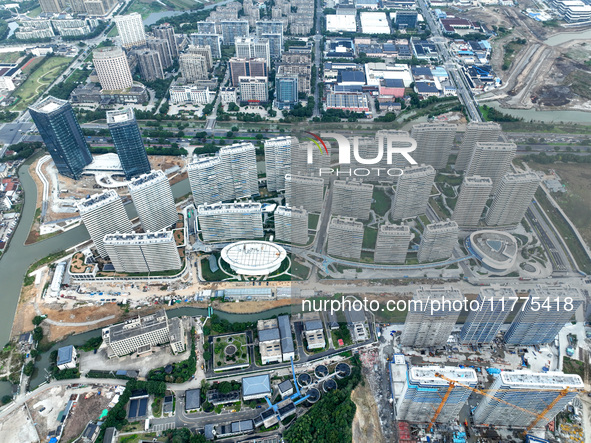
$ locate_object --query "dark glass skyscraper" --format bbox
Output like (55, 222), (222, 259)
(106, 107), (151, 180)
(29, 96), (92, 180)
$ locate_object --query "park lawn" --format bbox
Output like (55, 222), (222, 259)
(0, 52), (23, 63)
(362, 227), (377, 249)
(12, 57), (72, 111)
(168, 0), (197, 8)
(371, 187), (390, 217)
(128, 0), (167, 18)
(308, 213), (319, 229)
(27, 6), (42, 17)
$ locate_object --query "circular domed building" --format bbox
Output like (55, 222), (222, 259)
(465, 230), (518, 273)
(221, 241), (286, 276)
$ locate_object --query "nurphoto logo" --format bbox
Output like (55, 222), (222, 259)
(302, 131), (418, 177)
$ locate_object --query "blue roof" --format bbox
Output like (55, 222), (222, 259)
(259, 328), (280, 342)
(57, 345), (74, 366)
(278, 315), (294, 354)
(242, 374), (271, 396)
(383, 78), (405, 88)
(412, 67), (432, 77)
(339, 70), (365, 83)
(416, 82), (439, 93)
(304, 320), (323, 331)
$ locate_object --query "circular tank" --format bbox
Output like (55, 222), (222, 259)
(297, 372), (312, 387)
(306, 387), (320, 404)
(335, 362), (351, 379)
(323, 378), (337, 393)
(314, 364), (329, 379)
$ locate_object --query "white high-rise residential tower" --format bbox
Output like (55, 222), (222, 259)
(456, 122), (501, 171)
(391, 164), (435, 221)
(459, 286), (515, 344)
(400, 286), (463, 347)
(418, 220), (458, 263)
(104, 231), (181, 273)
(93, 46), (134, 91)
(374, 224), (412, 264)
(452, 176), (492, 229)
(187, 143), (258, 206)
(466, 142), (516, 193)
(114, 13), (146, 48)
(485, 172), (540, 228)
(264, 136), (293, 192)
(128, 170), (178, 233)
(410, 122), (457, 169)
(77, 190), (132, 258)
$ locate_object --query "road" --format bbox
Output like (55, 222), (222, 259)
(416, 0), (482, 122)
(312, 0), (323, 117)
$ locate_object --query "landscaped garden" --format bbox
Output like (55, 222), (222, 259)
(212, 333), (249, 371)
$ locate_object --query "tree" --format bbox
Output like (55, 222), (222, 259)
(32, 316), (45, 326)
(1, 395), (11, 405)
(33, 327), (43, 343)
(23, 361), (35, 376)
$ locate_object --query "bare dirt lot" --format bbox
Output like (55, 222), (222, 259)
(463, 2), (591, 112)
(351, 381), (385, 443)
(28, 385), (113, 440)
(60, 391), (111, 442)
(0, 403), (39, 443)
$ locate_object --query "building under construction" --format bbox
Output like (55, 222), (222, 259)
(396, 366), (478, 424)
(473, 370), (584, 428)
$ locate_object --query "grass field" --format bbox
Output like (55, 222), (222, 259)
(363, 227), (377, 249)
(27, 6), (42, 17)
(11, 57), (72, 111)
(533, 187), (591, 274)
(371, 188), (390, 217)
(128, 0), (167, 18)
(530, 162), (591, 245)
(0, 52), (23, 63)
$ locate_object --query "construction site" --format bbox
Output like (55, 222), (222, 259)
(460, 1), (591, 112)
(26, 153), (185, 244)
(372, 321), (591, 443)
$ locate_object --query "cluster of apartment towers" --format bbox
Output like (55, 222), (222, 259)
(396, 284), (585, 428)
(186, 121), (540, 265)
(28, 96), (541, 269)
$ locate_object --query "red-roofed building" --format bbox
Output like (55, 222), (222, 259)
(440, 18), (476, 34)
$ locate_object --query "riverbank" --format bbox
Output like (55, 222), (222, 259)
(11, 284), (300, 341)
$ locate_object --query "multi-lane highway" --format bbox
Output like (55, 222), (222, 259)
(416, 0), (482, 122)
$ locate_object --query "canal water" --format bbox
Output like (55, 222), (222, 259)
(0, 155), (291, 392)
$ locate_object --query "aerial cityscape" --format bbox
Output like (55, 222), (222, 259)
(0, 0), (590, 441)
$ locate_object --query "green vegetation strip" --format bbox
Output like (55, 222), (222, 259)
(534, 189), (591, 274)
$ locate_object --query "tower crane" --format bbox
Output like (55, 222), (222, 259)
(428, 372), (580, 436)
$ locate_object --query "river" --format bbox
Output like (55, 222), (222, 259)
(485, 101), (591, 124)
(1, 155), (285, 392)
(0, 156), (185, 340)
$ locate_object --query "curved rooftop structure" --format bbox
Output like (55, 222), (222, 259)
(466, 230), (518, 273)
(221, 241), (287, 276)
